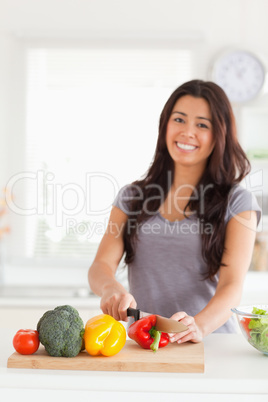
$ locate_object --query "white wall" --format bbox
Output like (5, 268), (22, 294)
(1, 0), (268, 246)
(0, 0), (267, 50)
(1, 0), (268, 185)
(0, 0), (267, 289)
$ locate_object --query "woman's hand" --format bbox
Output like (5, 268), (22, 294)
(168, 311), (203, 344)
(100, 284), (137, 322)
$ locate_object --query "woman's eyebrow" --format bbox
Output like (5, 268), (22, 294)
(172, 111), (212, 123)
(172, 111), (186, 116)
(197, 116), (212, 123)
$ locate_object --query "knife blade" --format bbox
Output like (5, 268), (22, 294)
(127, 307), (189, 333)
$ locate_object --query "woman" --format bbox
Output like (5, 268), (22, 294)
(88, 80), (261, 344)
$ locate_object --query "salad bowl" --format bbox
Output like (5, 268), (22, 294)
(231, 305), (268, 355)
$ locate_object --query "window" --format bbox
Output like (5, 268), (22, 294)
(5, 43), (192, 285)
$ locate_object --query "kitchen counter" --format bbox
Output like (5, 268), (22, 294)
(0, 328), (268, 402)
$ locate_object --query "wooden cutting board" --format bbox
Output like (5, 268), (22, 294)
(7, 340), (204, 373)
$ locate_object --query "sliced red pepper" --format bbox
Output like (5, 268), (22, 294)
(128, 315), (169, 352)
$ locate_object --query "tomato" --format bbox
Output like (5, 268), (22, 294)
(241, 317), (251, 338)
(13, 329), (40, 355)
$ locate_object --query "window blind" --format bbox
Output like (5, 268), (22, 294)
(11, 46), (192, 266)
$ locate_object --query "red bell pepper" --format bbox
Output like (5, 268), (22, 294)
(128, 315), (169, 352)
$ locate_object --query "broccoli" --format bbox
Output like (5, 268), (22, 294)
(37, 305), (85, 357)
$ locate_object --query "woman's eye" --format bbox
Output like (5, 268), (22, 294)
(174, 117), (184, 123)
(198, 123), (209, 129)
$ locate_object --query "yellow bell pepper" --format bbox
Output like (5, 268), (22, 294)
(84, 314), (126, 357)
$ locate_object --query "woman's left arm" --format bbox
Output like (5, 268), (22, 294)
(169, 210), (258, 344)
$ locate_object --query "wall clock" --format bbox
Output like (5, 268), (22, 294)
(211, 49), (266, 103)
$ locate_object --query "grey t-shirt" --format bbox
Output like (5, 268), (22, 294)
(113, 184), (261, 333)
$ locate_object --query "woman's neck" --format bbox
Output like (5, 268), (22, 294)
(172, 164), (205, 191)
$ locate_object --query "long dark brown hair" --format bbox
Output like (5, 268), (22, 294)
(122, 79), (250, 280)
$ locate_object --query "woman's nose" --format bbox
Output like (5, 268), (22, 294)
(181, 123), (196, 138)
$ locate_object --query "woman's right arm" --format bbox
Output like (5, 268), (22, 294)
(88, 206), (137, 322)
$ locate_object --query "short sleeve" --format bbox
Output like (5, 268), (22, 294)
(225, 185), (262, 226)
(112, 184), (143, 216)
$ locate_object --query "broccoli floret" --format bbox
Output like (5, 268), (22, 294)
(37, 305), (85, 357)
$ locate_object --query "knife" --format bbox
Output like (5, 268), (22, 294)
(127, 307), (189, 333)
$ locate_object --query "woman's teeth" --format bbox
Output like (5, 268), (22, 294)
(176, 142), (197, 150)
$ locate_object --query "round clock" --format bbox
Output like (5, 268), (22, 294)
(211, 49), (266, 103)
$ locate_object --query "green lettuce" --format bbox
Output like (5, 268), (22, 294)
(252, 307), (267, 315)
(247, 307), (268, 353)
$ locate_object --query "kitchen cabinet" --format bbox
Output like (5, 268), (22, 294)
(235, 98), (268, 236)
(249, 158), (268, 271)
(0, 294), (102, 330)
(1, 269), (268, 331)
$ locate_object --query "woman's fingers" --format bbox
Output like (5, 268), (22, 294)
(168, 312), (202, 343)
(100, 291), (136, 322)
(169, 311), (188, 321)
(118, 294), (137, 321)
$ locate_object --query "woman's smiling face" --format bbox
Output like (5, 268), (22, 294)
(166, 95), (215, 171)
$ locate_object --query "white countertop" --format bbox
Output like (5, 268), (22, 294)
(0, 286), (100, 308)
(1, 278), (268, 401)
(1, 328), (268, 401)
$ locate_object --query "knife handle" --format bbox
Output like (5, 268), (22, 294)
(127, 307), (140, 321)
